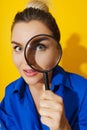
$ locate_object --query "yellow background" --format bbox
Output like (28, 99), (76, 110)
(0, 0), (87, 101)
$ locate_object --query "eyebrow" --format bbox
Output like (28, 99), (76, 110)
(11, 41), (21, 46)
(34, 37), (49, 42)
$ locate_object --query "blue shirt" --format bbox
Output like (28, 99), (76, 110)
(0, 66), (87, 130)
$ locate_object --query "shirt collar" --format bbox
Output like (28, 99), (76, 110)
(13, 77), (27, 94)
(51, 66), (71, 91)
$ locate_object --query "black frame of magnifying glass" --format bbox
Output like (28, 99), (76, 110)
(24, 34), (62, 90)
(24, 34), (62, 73)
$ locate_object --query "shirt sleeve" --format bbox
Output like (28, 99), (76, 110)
(72, 89), (87, 130)
(0, 103), (8, 130)
(0, 99), (19, 130)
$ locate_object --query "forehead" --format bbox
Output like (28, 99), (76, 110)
(11, 20), (52, 44)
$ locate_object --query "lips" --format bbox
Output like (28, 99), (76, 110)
(23, 69), (38, 77)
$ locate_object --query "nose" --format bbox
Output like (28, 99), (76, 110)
(22, 51), (28, 65)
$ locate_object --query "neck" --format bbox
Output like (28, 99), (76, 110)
(29, 82), (45, 92)
(29, 83), (45, 113)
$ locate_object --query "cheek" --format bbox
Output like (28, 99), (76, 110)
(12, 53), (22, 69)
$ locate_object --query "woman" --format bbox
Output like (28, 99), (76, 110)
(0, 0), (87, 130)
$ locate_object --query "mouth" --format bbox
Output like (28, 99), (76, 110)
(23, 69), (38, 77)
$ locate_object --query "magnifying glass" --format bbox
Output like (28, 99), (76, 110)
(24, 34), (62, 90)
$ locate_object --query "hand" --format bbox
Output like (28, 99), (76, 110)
(39, 90), (71, 130)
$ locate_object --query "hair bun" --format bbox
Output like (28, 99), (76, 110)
(26, 0), (49, 12)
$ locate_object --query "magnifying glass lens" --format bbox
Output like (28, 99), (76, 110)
(25, 34), (62, 72)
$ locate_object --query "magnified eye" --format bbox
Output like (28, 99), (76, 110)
(36, 44), (46, 51)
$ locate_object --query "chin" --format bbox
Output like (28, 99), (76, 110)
(24, 76), (43, 86)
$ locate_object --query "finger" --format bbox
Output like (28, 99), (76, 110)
(41, 116), (60, 129)
(40, 90), (63, 103)
(40, 99), (63, 112)
(39, 107), (63, 119)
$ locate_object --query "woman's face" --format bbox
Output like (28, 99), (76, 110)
(11, 20), (53, 86)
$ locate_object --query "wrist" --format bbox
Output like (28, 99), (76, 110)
(63, 119), (71, 130)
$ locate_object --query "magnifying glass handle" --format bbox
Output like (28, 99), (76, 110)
(43, 72), (50, 90)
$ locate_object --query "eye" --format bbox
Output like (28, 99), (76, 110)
(13, 46), (22, 52)
(36, 44), (47, 51)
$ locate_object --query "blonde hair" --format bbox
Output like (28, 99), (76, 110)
(26, 0), (49, 12)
